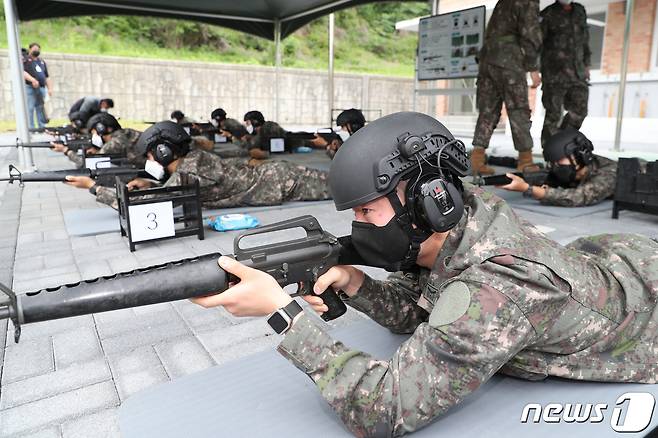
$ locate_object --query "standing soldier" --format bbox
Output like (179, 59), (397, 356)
(471, 0), (543, 175)
(540, 0), (591, 148)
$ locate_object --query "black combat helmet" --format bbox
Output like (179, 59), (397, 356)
(136, 121), (191, 157)
(170, 110), (185, 121)
(211, 108), (227, 121)
(544, 129), (595, 167)
(329, 111), (470, 211)
(243, 110), (265, 127)
(86, 112), (121, 135)
(336, 108), (366, 134)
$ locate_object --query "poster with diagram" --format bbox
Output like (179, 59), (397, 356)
(417, 6), (486, 80)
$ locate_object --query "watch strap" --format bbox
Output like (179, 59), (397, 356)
(281, 299), (303, 320)
(267, 300), (303, 334)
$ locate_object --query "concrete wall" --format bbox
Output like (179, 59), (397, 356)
(0, 50), (418, 126)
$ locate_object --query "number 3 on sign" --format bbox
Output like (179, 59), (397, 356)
(128, 201), (175, 242)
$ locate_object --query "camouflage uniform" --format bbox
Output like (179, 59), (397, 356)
(541, 155), (617, 206)
(249, 121), (307, 155)
(220, 118), (243, 135)
(64, 128), (144, 168)
(540, 2), (591, 147)
(277, 184), (658, 437)
(473, 0), (542, 152)
(165, 149), (330, 208)
(94, 149), (331, 209)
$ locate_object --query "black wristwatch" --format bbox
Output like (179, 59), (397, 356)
(523, 185), (534, 198)
(267, 300), (303, 334)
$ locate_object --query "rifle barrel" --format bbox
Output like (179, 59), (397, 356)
(13, 253), (227, 325)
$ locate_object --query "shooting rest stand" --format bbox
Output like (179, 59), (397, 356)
(613, 158), (658, 219)
(116, 173), (204, 251)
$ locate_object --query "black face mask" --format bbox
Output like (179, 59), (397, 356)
(31, 50), (40, 57)
(551, 164), (577, 187)
(350, 193), (431, 271)
(351, 218), (412, 271)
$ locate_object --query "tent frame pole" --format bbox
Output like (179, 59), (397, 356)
(274, 19), (282, 123)
(614, 0), (634, 151)
(328, 13), (335, 125)
(3, 0), (31, 168)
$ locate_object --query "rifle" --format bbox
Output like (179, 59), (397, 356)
(181, 122), (216, 137)
(0, 138), (92, 150)
(29, 125), (79, 136)
(286, 128), (338, 143)
(0, 164), (148, 186)
(0, 215), (352, 343)
(473, 169), (550, 187)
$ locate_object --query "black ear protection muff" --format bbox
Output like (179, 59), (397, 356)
(94, 122), (107, 136)
(153, 143), (175, 167)
(396, 132), (465, 233)
(569, 134), (595, 167)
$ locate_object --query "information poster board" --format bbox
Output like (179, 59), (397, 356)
(417, 6), (486, 81)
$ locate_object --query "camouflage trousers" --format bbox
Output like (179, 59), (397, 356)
(473, 63), (533, 152)
(252, 161), (332, 203)
(282, 163), (332, 202)
(541, 82), (589, 148)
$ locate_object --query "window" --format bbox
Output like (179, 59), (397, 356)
(588, 12), (606, 70)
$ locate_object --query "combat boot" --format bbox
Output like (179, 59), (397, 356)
(470, 147), (495, 176)
(517, 150), (540, 172)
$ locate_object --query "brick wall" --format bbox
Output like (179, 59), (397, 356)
(602, 0), (657, 75)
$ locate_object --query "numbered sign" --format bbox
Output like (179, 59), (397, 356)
(128, 201), (175, 242)
(214, 134), (228, 143)
(269, 138), (285, 153)
(85, 157), (112, 169)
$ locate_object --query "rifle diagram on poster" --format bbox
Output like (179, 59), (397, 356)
(417, 6), (486, 80)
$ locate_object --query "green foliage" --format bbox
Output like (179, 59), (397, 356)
(0, 2), (429, 76)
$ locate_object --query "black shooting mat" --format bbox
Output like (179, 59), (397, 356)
(119, 317), (658, 438)
(487, 186), (614, 218)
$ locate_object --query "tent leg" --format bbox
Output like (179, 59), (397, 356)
(328, 13), (335, 125)
(3, 0), (31, 168)
(431, 0), (440, 15)
(274, 19), (282, 123)
(614, 0), (634, 152)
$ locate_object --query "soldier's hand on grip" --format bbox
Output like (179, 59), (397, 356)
(304, 266), (364, 315)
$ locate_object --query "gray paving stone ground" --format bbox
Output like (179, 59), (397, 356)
(0, 133), (657, 437)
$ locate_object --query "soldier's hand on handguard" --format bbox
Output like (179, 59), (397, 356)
(64, 175), (95, 189)
(499, 173), (530, 192)
(530, 71), (541, 88)
(126, 178), (154, 191)
(190, 256), (292, 317)
(304, 266), (364, 315)
(50, 142), (68, 153)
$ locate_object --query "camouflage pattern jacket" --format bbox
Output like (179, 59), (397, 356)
(540, 1), (591, 84)
(65, 128), (144, 168)
(479, 0), (542, 72)
(277, 184), (658, 437)
(163, 149), (330, 208)
(542, 155), (617, 206)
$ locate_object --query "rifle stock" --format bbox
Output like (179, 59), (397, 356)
(0, 216), (353, 342)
